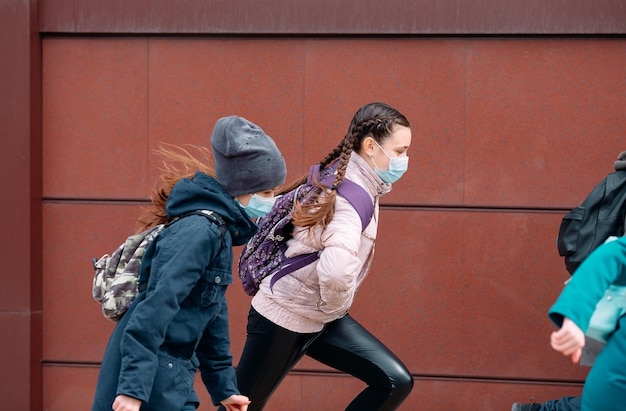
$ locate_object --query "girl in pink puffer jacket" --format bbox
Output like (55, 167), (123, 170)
(226, 102), (414, 411)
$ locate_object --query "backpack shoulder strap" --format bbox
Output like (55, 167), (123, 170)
(335, 179), (375, 231)
(309, 163), (375, 231)
(192, 210), (227, 237)
(169, 209), (227, 237)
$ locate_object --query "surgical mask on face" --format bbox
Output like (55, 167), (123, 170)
(236, 194), (277, 219)
(371, 140), (409, 184)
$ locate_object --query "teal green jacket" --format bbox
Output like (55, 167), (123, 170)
(549, 237), (626, 331)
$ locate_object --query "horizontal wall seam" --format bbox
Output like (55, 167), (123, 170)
(42, 198), (574, 214)
(41, 361), (584, 386)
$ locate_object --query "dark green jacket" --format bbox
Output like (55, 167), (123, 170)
(93, 171), (257, 410)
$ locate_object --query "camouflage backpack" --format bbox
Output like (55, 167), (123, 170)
(92, 210), (225, 321)
(238, 162), (374, 296)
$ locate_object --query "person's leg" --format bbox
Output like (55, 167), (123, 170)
(231, 307), (321, 411)
(306, 315), (413, 411)
(536, 396), (581, 411)
(581, 318), (626, 411)
(511, 402), (540, 411)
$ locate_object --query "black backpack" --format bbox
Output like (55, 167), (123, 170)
(557, 170), (626, 275)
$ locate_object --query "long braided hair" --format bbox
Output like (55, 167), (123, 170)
(282, 102), (410, 229)
(136, 144), (216, 232)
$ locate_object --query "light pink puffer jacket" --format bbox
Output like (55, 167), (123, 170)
(251, 152), (391, 333)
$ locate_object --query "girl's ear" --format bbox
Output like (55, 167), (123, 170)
(362, 137), (376, 158)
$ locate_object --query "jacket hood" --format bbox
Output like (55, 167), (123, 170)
(166, 171), (257, 245)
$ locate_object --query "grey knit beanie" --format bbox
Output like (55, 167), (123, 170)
(211, 116), (287, 197)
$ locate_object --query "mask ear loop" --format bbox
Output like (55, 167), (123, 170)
(372, 139), (391, 160)
(368, 154), (379, 170)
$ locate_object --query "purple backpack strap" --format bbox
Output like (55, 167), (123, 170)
(269, 251), (319, 291)
(334, 179), (374, 232)
(310, 163), (374, 231)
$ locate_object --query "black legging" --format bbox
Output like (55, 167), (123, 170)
(226, 307), (413, 411)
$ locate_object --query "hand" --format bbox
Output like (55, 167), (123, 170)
(112, 394), (141, 411)
(220, 394), (251, 411)
(550, 317), (585, 363)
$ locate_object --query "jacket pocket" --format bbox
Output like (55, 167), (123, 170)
(587, 285), (626, 343)
(200, 283), (218, 307)
(144, 351), (196, 410)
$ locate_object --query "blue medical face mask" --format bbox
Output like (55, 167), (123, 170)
(371, 140), (409, 184)
(236, 194), (277, 219)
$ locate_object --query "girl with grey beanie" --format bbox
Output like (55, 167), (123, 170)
(92, 116), (286, 411)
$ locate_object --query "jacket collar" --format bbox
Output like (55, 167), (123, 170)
(346, 151), (392, 197)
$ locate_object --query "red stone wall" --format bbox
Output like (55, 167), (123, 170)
(41, 36), (625, 410)
(2, 1), (626, 410)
